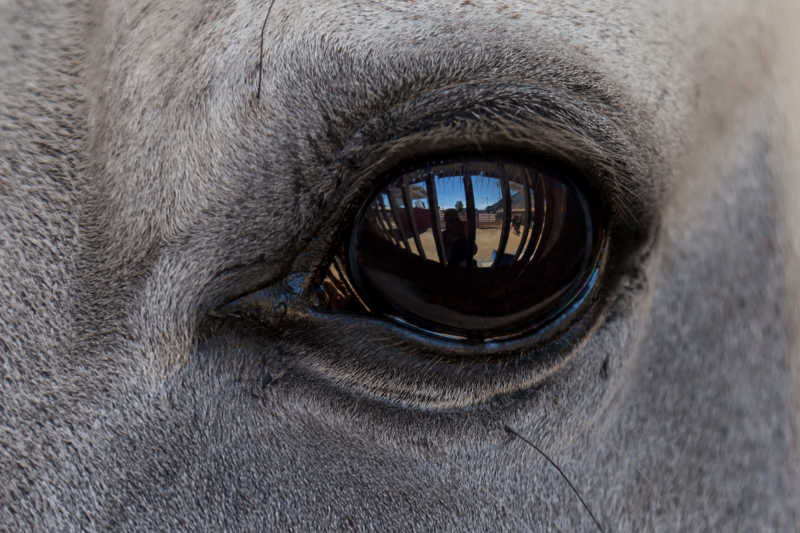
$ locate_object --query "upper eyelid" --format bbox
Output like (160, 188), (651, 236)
(238, 85), (655, 303)
(204, 85), (657, 311)
(206, 55), (660, 306)
(264, 41), (659, 231)
(316, 81), (657, 243)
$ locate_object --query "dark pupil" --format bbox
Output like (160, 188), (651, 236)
(345, 159), (600, 341)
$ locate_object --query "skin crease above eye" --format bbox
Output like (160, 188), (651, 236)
(1, 1), (799, 532)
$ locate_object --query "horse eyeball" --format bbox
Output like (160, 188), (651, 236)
(318, 157), (607, 343)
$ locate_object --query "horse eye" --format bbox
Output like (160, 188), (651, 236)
(315, 157), (606, 342)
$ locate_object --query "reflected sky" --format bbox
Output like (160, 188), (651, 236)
(432, 173), (506, 210)
(368, 169), (541, 269)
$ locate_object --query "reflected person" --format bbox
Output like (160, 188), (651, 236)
(442, 208), (476, 268)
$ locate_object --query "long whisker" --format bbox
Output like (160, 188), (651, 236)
(256, 0), (278, 100)
(504, 425), (606, 533)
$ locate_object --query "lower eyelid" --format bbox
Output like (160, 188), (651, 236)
(278, 282), (615, 408)
(202, 215), (645, 408)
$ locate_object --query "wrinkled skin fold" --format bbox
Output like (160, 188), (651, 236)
(1, 1), (799, 530)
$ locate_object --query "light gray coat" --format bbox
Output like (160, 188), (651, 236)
(1, 1), (799, 530)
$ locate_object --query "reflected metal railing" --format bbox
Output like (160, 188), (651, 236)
(370, 168), (550, 270)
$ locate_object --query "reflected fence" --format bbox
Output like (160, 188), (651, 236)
(367, 167), (564, 270)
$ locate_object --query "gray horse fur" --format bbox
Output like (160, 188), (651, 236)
(1, 0), (799, 531)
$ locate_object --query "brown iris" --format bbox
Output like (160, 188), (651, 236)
(317, 158), (605, 342)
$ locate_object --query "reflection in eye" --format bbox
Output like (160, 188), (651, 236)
(316, 158), (605, 342)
